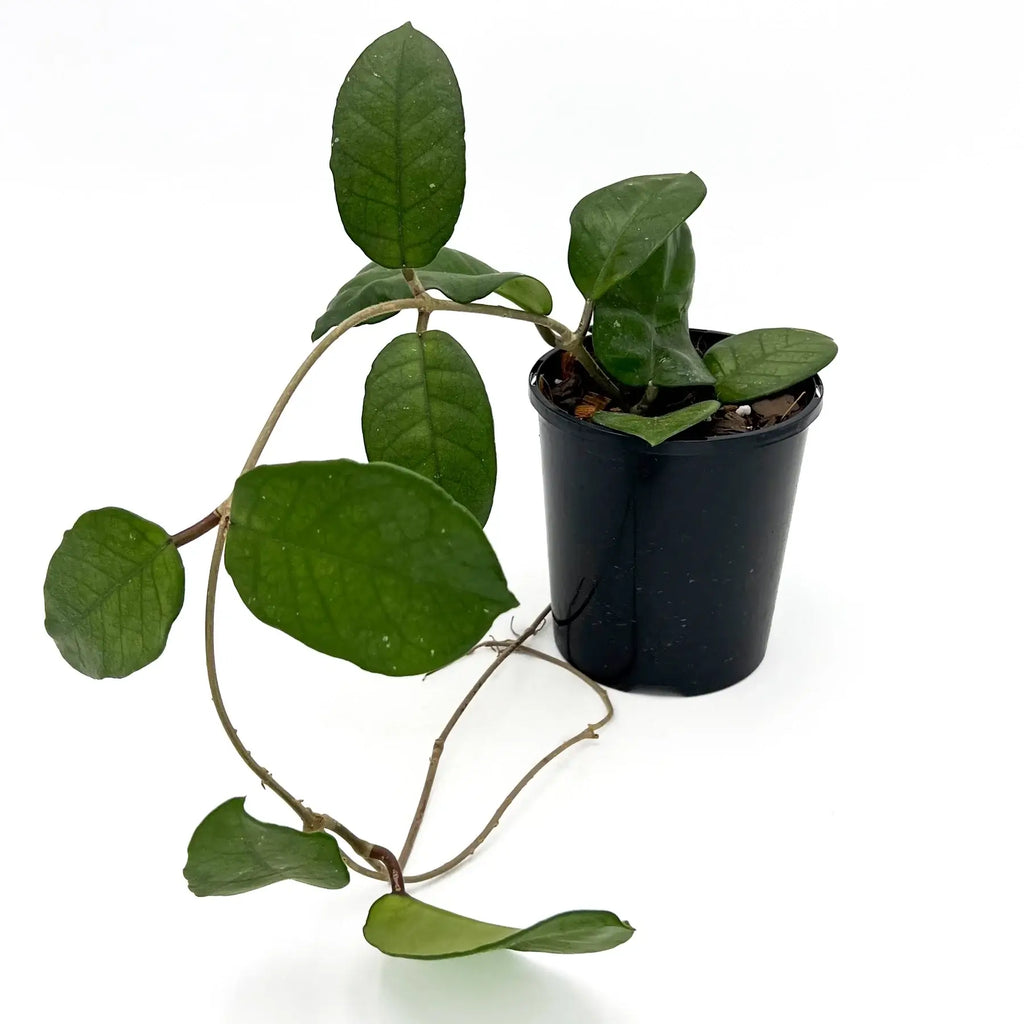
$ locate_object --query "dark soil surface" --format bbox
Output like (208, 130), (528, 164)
(537, 339), (814, 439)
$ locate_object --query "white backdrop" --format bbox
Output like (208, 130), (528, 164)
(2, 1), (1021, 1021)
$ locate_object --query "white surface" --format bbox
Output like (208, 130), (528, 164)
(2, 0), (1021, 1020)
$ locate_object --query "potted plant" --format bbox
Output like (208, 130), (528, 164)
(529, 183), (836, 693)
(42, 21), (834, 961)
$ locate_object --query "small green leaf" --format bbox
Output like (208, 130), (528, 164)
(331, 23), (465, 268)
(704, 328), (837, 402)
(593, 400), (720, 446)
(592, 223), (714, 388)
(43, 507), (185, 679)
(363, 894), (634, 959)
(363, 331), (496, 525)
(568, 172), (707, 300)
(224, 460), (516, 675)
(184, 798), (349, 896)
(313, 248), (552, 340)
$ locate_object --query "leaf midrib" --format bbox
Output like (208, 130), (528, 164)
(394, 29), (408, 261)
(367, 899), (630, 958)
(585, 184), (678, 297)
(714, 346), (830, 376)
(415, 334), (441, 483)
(230, 523), (505, 604)
(48, 541), (170, 638)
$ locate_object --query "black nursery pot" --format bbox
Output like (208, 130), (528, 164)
(529, 330), (823, 696)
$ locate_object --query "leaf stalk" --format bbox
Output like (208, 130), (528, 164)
(170, 509), (223, 548)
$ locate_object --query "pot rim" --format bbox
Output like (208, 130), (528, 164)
(528, 337), (824, 452)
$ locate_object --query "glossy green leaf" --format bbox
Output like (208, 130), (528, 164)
(592, 223), (714, 388)
(363, 331), (496, 525)
(331, 23), (465, 268)
(43, 507), (185, 679)
(593, 400), (721, 446)
(184, 798), (349, 896)
(568, 172), (707, 300)
(224, 460), (516, 675)
(363, 894), (634, 959)
(704, 328), (837, 402)
(313, 248), (552, 340)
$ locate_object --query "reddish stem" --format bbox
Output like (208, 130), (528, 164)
(171, 510), (222, 548)
(370, 846), (406, 894)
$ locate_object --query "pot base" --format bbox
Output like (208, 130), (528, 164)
(551, 603), (769, 697)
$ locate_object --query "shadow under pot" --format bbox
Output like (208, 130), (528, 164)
(528, 329), (824, 696)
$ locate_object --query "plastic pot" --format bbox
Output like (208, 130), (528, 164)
(528, 329), (823, 696)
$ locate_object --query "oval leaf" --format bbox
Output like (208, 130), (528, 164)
(331, 23), (465, 268)
(363, 331), (496, 525)
(568, 172), (707, 300)
(592, 223), (714, 388)
(43, 507), (185, 679)
(593, 400), (721, 446)
(312, 248), (552, 340)
(184, 797), (349, 896)
(704, 328), (837, 402)
(224, 460), (516, 675)
(363, 894), (634, 959)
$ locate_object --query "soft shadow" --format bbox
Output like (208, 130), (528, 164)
(375, 952), (609, 1024)
(227, 953), (355, 1023)
(225, 945), (613, 1024)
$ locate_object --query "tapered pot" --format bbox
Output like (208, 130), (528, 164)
(529, 330), (823, 696)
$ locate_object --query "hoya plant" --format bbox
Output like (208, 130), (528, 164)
(43, 22), (836, 961)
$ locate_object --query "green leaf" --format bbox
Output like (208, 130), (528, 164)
(43, 508), (185, 679)
(363, 894), (634, 959)
(592, 400), (720, 446)
(184, 797), (349, 896)
(363, 331), (496, 525)
(331, 23), (465, 268)
(224, 460), (516, 675)
(704, 328), (837, 402)
(313, 248), (552, 340)
(568, 172), (707, 300)
(592, 223), (714, 388)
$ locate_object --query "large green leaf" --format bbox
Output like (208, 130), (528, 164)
(363, 894), (634, 959)
(568, 173), (707, 301)
(704, 328), (837, 402)
(593, 400), (721, 446)
(592, 223), (714, 388)
(184, 798), (349, 896)
(331, 23), (465, 268)
(363, 331), (496, 525)
(312, 248), (552, 340)
(224, 460), (516, 675)
(43, 507), (185, 679)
